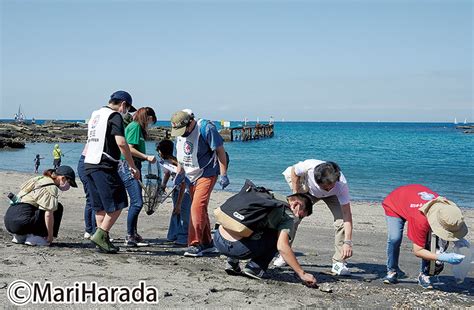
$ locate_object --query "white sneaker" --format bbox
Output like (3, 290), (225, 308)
(84, 232), (92, 239)
(25, 235), (49, 246)
(331, 262), (351, 276)
(273, 255), (288, 267)
(12, 234), (27, 244)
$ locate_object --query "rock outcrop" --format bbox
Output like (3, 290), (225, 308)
(0, 122), (171, 148)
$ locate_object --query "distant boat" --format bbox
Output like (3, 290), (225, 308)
(464, 118), (467, 124)
(454, 117), (458, 125)
(14, 105), (25, 124)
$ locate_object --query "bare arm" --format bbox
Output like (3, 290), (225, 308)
(162, 171), (171, 188)
(129, 144), (156, 163)
(216, 146), (227, 176)
(341, 202), (353, 259)
(116, 136), (140, 180)
(413, 243), (438, 261)
(277, 230), (317, 286)
(290, 167), (302, 193)
(44, 211), (54, 244)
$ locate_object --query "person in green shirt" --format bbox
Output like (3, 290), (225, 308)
(118, 107), (157, 246)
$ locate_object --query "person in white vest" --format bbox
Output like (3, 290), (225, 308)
(84, 90), (140, 254)
(275, 159), (354, 276)
(170, 110), (229, 257)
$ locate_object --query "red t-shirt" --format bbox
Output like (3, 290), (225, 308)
(382, 184), (439, 247)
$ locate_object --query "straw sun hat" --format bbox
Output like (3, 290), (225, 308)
(419, 197), (468, 241)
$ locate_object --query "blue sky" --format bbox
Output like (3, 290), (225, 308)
(1, 0), (472, 122)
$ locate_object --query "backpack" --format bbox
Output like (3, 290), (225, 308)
(214, 180), (288, 237)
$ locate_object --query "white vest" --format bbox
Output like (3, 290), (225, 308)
(85, 107), (117, 164)
(176, 119), (216, 182)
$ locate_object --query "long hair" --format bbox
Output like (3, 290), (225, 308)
(132, 107), (157, 139)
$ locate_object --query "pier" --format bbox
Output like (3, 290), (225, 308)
(219, 124), (274, 142)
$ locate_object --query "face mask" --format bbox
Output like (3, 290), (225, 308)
(120, 103), (129, 117)
(59, 179), (71, 191)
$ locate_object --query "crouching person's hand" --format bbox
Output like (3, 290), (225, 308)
(298, 271), (317, 287)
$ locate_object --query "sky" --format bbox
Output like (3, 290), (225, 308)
(1, 0), (472, 122)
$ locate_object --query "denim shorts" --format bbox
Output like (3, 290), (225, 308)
(86, 169), (128, 213)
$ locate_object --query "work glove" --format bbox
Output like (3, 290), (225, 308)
(219, 175), (230, 189)
(174, 173), (185, 186)
(437, 252), (465, 265)
(454, 239), (470, 248)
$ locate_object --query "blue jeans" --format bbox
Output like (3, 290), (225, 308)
(214, 228), (279, 270)
(118, 160), (143, 236)
(77, 155), (96, 234)
(167, 188), (191, 244)
(386, 215), (429, 275)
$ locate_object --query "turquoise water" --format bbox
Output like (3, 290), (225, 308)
(1, 122), (472, 208)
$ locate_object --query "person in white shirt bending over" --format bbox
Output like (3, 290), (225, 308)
(276, 159), (353, 276)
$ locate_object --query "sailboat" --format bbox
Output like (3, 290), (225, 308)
(14, 105), (25, 124)
(454, 117), (458, 125)
(464, 118), (467, 124)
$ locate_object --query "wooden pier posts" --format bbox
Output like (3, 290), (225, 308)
(219, 124), (274, 142)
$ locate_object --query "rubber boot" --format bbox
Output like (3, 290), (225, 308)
(91, 228), (118, 254)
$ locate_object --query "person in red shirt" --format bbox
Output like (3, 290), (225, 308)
(382, 184), (468, 289)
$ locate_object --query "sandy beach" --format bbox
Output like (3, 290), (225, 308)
(0, 170), (472, 308)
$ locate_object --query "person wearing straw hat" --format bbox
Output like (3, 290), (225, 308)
(381, 184), (468, 289)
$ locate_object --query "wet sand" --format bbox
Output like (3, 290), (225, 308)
(0, 170), (472, 308)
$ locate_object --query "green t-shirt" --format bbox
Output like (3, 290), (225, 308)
(249, 193), (295, 240)
(121, 121), (146, 160)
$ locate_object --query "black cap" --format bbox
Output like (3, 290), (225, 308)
(110, 90), (136, 112)
(55, 165), (77, 188)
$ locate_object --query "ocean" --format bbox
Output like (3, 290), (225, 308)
(0, 121), (472, 208)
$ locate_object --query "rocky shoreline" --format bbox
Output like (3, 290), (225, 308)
(456, 125), (474, 134)
(0, 122), (171, 148)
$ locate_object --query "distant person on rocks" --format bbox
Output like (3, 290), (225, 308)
(170, 109), (229, 257)
(77, 143), (96, 239)
(278, 159), (353, 276)
(4, 166), (77, 246)
(84, 90), (140, 254)
(52, 144), (63, 169)
(157, 139), (191, 246)
(118, 107), (157, 247)
(214, 190), (317, 287)
(34, 154), (44, 173)
(382, 184), (468, 289)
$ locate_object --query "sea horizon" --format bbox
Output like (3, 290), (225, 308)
(0, 118), (471, 125)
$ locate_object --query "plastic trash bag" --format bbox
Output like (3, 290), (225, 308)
(452, 239), (473, 284)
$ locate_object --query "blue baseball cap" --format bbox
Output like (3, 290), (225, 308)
(110, 90), (136, 112)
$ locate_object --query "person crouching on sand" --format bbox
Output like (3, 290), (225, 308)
(382, 184), (468, 289)
(4, 166), (77, 246)
(214, 191), (317, 287)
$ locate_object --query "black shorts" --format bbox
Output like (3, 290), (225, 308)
(85, 169), (128, 213)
